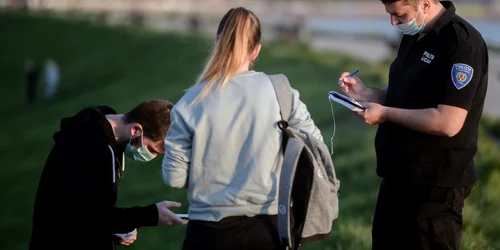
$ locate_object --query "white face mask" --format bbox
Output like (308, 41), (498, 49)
(396, 0), (427, 36)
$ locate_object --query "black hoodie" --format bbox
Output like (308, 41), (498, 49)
(29, 106), (158, 250)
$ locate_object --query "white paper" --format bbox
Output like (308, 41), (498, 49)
(328, 91), (365, 112)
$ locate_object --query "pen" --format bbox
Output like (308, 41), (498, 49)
(338, 69), (360, 84)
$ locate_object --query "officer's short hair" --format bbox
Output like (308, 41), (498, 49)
(380, 0), (438, 5)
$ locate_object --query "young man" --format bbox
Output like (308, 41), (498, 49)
(29, 99), (187, 250)
(338, 0), (488, 249)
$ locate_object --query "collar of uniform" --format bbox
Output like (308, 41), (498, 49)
(430, 1), (456, 34)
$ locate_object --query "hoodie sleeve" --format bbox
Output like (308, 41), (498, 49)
(162, 105), (192, 189)
(62, 141), (158, 234)
(288, 88), (323, 141)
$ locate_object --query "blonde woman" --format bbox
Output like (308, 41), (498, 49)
(162, 7), (323, 250)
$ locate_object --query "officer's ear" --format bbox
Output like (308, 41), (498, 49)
(422, 0), (432, 14)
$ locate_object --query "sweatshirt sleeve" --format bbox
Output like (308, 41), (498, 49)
(288, 88), (323, 141)
(162, 105), (192, 189)
(62, 142), (158, 234)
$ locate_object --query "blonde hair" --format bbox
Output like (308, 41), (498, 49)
(192, 7), (261, 103)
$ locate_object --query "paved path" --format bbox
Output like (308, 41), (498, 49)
(95, 12), (500, 118)
(311, 36), (500, 118)
(485, 52), (500, 117)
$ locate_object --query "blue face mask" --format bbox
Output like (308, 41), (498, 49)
(125, 131), (156, 162)
(396, 0), (427, 36)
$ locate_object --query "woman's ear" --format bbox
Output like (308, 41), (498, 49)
(251, 43), (261, 61)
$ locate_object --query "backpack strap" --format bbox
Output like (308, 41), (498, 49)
(279, 138), (303, 249)
(269, 74), (301, 250)
(269, 74), (293, 126)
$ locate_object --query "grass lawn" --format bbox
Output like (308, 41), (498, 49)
(0, 10), (499, 250)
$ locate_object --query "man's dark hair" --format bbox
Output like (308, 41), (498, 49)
(124, 99), (174, 141)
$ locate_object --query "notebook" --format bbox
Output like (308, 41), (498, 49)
(328, 91), (365, 112)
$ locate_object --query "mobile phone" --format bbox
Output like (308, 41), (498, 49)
(114, 230), (136, 239)
(175, 213), (189, 219)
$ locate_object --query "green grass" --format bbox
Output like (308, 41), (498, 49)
(0, 10), (499, 250)
(482, 116), (500, 139)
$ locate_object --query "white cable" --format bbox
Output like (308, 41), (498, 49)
(328, 97), (336, 155)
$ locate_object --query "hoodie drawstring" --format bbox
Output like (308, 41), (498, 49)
(108, 145), (116, 183)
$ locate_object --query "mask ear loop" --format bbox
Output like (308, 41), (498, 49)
(139, 131), (156, 158)
(421, 11), (427, 27)
(128, 133), (134, 146)
(129, 129), (141, 149)
(140, 130), (145, 148)
(329, 97), (336, 155)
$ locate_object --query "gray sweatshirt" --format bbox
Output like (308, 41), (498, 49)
(162, 70), (323, 222)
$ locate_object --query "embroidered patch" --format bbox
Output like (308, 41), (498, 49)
(279, 204), (287, 214)
(451, 63), (474, 90)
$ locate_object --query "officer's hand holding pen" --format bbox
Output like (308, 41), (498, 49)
(338, 69), (366, 101)
(338, 70), (386, 125)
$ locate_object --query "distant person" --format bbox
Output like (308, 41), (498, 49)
(162, 7), (323, 250)
(24, 59), (39, 105)
(293, 14), (306, 43)
(338, 0), (488, 249)
(42, 58), (60, 100)
(130, 10), (144, 26)
(188, 14), (200, 33)
(29, 100), (187, 250)
(21, 0), (29, 11)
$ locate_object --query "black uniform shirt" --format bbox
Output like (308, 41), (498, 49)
(375, 1), (489, 187)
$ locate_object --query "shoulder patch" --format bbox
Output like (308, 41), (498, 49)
(451, 63), (474, 90)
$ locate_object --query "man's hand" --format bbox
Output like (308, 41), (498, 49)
(356, 102), (387, 126)
(116, 229), (137, 246)
(338, 72), (387, 104)
(338, 72), (368, 100)
(155, 201), (188, 226)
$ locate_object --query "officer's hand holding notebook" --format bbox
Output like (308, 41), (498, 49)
(336, 70), (387, 125)
(333, 70), (367, 113)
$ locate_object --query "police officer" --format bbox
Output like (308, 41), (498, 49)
(338, 0), (488, 249)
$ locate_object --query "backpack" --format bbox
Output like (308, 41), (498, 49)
(269, 74), (340, 250)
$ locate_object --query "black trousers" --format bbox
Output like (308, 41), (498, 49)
(182, 215), (284, 250)
(372, 179), (473, 250)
